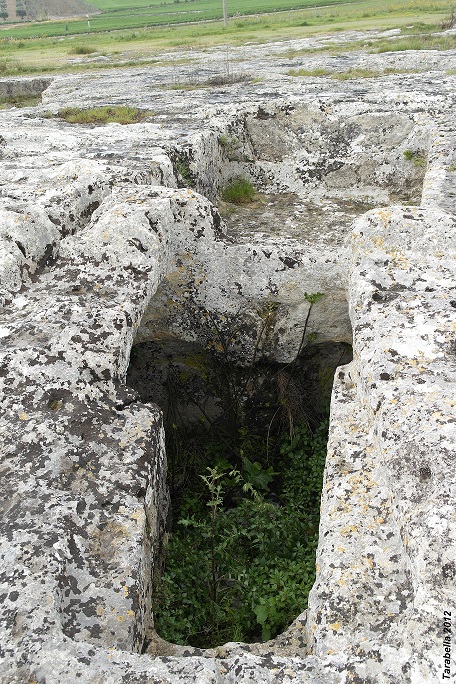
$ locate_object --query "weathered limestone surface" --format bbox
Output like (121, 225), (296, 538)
(0, 28), (455, 683)
(309, 205), (456, 681)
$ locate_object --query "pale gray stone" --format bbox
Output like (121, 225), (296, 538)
(0, 27), (455, 684)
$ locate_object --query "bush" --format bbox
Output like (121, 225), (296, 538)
(153, 420), (328, 648)
(68, 45), (97, 55)
(174, 155), (195, 187)
(403, 149), (426, 168)
(221, 177), (255, 204)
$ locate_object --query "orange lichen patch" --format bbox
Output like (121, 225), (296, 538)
(337, 501), (353, 515)
(388, 250), (409, 269)
(130, 509), (143, 522)
(376, 209), (392, 224)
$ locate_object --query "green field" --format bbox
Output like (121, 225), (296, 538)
(0, 0), (367, 37)
(0, 0), (453, 77)
(90, 0), (347, 15)
(0, 0), (453, 38)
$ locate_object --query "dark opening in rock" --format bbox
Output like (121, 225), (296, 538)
(127, 335), (352, 648)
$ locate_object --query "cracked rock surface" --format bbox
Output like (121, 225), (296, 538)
(0, 28), (455, 683)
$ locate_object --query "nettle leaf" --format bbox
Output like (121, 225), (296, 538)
(304, 291), (325, 305)
(242, 456), (277, 492)
(253, 603), (268, 625)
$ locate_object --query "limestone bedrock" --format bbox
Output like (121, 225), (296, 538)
(0, 29), (455, 683)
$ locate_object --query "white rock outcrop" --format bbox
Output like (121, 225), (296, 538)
(0, 30), (455, 683)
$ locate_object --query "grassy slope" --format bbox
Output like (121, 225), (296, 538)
(0, 0), (453, 77)
(3, 0), (360, 36)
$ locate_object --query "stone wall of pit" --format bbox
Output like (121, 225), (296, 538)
(0, 77), (52, 99)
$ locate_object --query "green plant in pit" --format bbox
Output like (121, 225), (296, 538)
(153, 419), (328, 647)
(201, 465), (235, 607)
(218, 134), (242, 157)
(280, 418), (327, 514)
(218, 134), (236, 147)
(55, 105), (153, 125)
(241, 454), (276, 493)
(403, 149), (426, 168)
(221, 176), (255, 204)
(174, 154), (195, 187)
(199, 466), (255, 605)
